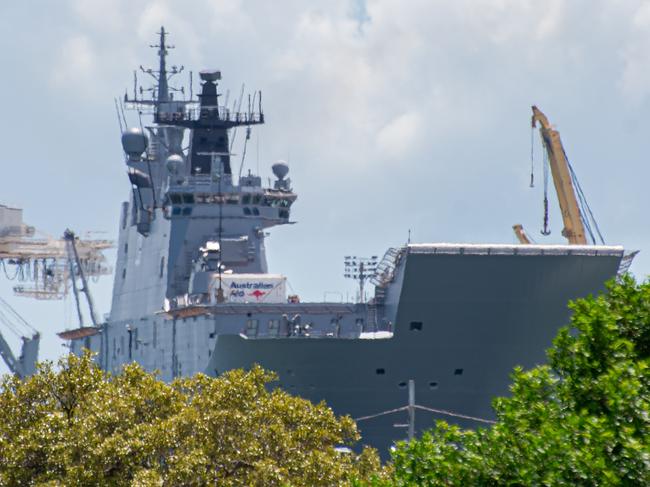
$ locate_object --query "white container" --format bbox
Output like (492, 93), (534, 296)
(210, 273), (287, 304)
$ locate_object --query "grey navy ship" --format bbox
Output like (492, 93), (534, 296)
(62, 29), (630, 455)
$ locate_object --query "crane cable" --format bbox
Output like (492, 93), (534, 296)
(541, 143), (551, 236)
(529, 124), (535, 188)
(0, 295), (37, 338)
(564, 150), (605, 245)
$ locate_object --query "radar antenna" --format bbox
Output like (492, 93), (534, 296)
(125, 26), (188, 111)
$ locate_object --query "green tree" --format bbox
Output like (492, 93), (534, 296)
(380, 276), (650, 486)
(0, 354), (380, 486)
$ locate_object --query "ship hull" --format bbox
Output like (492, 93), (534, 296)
(73, 245), (624, 457)
(208, 246), (623, 455)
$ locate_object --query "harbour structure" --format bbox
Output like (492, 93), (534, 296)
(0, 204), (112, 300)
(0, 205), (112, 377)
(62, 29), (629, 455)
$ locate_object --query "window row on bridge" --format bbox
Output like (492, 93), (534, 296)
(167, 193), (293, 208)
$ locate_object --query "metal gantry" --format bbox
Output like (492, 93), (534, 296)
(0, 206), (112, 299)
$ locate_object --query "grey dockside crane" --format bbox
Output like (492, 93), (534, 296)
(0, 296), (39, 379)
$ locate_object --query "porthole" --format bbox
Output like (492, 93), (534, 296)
(429, 381), (439, 389)
(409, 321), (423, 331)
(398, 381), (407, 388)
(454, 368), (464, 376)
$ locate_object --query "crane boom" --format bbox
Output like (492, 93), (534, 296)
(512, 224), (531, 244)
(0, 296), (40, 378)
(531, 106), (587, 245)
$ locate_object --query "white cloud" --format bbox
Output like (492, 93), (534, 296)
(71, 0), (125, 32)
(51, 35), (96, 88)
(619, 1), (650, 102)
(376, 111), (422, 159)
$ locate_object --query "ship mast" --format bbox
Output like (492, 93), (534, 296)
(154, 27), (170, 103)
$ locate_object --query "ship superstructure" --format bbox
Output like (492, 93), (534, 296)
(65, 30), (628, 456)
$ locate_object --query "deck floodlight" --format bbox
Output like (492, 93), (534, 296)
(343, 255), (379, 303)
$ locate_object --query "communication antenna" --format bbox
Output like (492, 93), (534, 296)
(344, 256), (379, 303)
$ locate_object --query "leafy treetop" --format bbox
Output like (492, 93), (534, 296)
(0, 354), (380, 486)
(369, 276), (650, 486)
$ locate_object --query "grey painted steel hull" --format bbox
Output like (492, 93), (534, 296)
(207, 249), (622, 454)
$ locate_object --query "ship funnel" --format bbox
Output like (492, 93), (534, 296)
(121, 128), (148, 161)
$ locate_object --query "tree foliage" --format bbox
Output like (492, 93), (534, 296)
(378, 276), (650, 486)
(0, 354), (380, 486)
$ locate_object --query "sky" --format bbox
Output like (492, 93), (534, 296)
(1, 0), (650, 373)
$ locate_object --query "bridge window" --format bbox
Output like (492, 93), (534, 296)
(182, 194), (194, 204)
(376, 368), (385, 375)
(172, 207), (181, 216)
(169, 193), (182, 204)
(242, 194), (251, 204)
(243, 207), (251, 216)
(279, 209), (289, 219)
(252, 208), (260, 216)
(182, 207), (192, 216)
(454, 368), (464, 376)
(252, 194), (261, 205)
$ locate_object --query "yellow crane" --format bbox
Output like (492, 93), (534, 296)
(512, 224), (531, 244)
(514, 106), (588, 245)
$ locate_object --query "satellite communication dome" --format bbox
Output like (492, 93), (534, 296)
(199, 69), (221, 82)
(121, 128), (148, 160)
(166, 154), (184, 174)
(272, 160), (289, 180)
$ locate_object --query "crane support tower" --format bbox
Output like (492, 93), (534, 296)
(0, 296), (39, 378)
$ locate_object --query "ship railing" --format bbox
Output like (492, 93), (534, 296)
(371, 246), (405, 287)
(617, 250), (639, 279)
(184, 107), (264, 124)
